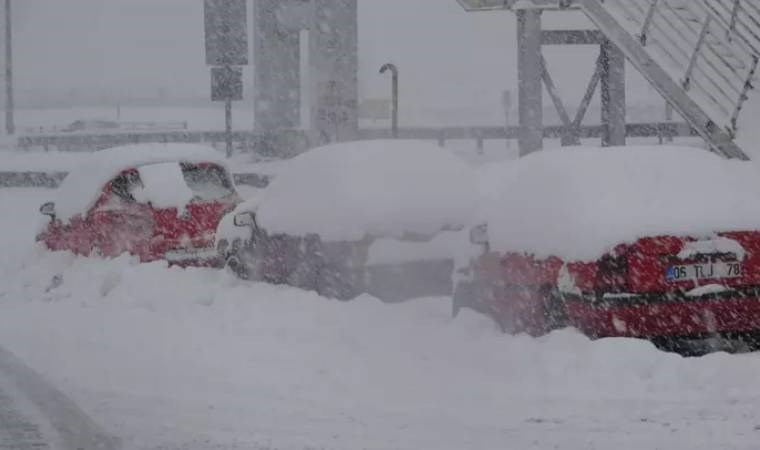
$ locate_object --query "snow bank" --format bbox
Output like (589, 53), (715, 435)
(4, 188), (760, 449)
(253, 140), (477, 242)
(53, 143), (224, 221)
(3, 252), (760, 449)
(480, 146), (760, 261)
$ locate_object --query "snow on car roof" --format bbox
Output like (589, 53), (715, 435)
(481, 145), (760, 262)
(54, 143), (226, 221)
(249, 140), (477, 242)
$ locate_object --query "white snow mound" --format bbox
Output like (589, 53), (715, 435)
(133, 162), (194, 212)
(481, 145), (760, 261)
(251, 140), (477, 242)
(52, 143), (225, 221)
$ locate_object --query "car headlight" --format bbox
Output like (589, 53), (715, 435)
(233, 211), (257, 228)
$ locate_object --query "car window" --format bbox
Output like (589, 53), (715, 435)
(181, 163), (235, 201)
(110, 170), (143, 204)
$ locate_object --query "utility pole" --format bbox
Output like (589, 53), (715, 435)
(224, 68), (233, 158)
(5, 0), (13, 135)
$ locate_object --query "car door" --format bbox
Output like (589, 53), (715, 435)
(141, 162), (238, 256)
(87, 169), (155, 260)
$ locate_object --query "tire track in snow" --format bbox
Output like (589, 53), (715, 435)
(0, 386), (49, 450)
(0, 345), (120, 450)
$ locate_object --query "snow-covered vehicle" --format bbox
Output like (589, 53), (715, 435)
(37, 143), (241, 266)
(454, 146), (760, 349)
(216, 140), (476, 301)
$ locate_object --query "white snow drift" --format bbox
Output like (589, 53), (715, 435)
(244, 140), (478, 242)
(479, 145), (760, 261)
(3, 186), (760, 449)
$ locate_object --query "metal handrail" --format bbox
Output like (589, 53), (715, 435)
(699, 1), (759, 56)
(705, 0), (760, 55)
(579, 0), (749, 157)
(640, 0), (740, 107)
(612, 0), (758, 133)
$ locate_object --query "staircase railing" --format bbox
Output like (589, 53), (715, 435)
(605, 0), (759, 139)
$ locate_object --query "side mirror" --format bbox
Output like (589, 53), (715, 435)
(233, 211), (257, 228)
(40, 201), (56, 219)
(469, 223), (489, 245)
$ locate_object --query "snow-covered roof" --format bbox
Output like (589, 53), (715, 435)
(480, 145), (760, 262)
(54, 143), (226, 221)
(245, 140), (477, 242)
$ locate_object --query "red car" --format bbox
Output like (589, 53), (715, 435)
(454, 146), (760, 353)
(37, 144), (240, 266)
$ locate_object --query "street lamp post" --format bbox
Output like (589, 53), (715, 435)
(379, 63), (398, 138)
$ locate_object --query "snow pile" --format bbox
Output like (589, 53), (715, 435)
(678, 236), (747, 261)
(367, 230), (476, 266)
(133, 162), (194, 211)
(52, 143), (225, 221)
(4, 188), (760, 449)
(480, 146), (760, 261)
(3, 252), (760, 449)
(253, 140), (477, 242)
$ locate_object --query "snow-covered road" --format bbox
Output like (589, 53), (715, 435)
(0, 344), (120, 450)
(1, 188), (760, 450)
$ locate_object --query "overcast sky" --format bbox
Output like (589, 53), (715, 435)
(11, 0), (658, 113)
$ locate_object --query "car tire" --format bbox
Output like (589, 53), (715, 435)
(452, 281), (475, 318)
(317, 262), (361, 301)
(542, 285), (568, 332)
(304, 238), (361, 301)
(225, 239), (257, 280)
(452, 280), (509, 333)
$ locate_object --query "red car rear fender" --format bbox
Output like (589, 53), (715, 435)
(498, 253), (565, 287)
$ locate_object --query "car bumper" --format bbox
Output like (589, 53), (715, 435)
(163, 247), (221, 268)
(566, 292), (760, 338)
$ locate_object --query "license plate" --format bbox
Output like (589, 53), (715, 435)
(666, 262), (742, 282)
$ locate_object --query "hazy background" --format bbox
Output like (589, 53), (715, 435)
(10, 0), (663, 125)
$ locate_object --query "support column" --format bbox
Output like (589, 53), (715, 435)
(310, 0), (358, 144)
(517, 9), (543, 156)
(600, 38), (626, 146)
(252, 0), (301, 131)
(4, 0), (12, 136)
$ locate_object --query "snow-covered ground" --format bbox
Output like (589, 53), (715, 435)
(2, 188), (760, 450)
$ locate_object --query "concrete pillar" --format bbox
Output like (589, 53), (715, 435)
(517, 10), (543, 156)
(310, 0), (358, 144)
(252, 0), (302, 131)
(600, 38), (626, 146)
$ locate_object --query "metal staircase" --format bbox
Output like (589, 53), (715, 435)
(456, 0), (760, 159)
(578, 0), (760, 159)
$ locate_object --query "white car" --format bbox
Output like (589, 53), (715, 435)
(216, 140), (477, 301)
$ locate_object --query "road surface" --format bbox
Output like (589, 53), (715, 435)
(0, 345), (119, 450)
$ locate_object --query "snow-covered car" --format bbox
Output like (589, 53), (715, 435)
(453, 146), (760, 350)
(37, 143), (241, 266)
(216, 140), (476, 301)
